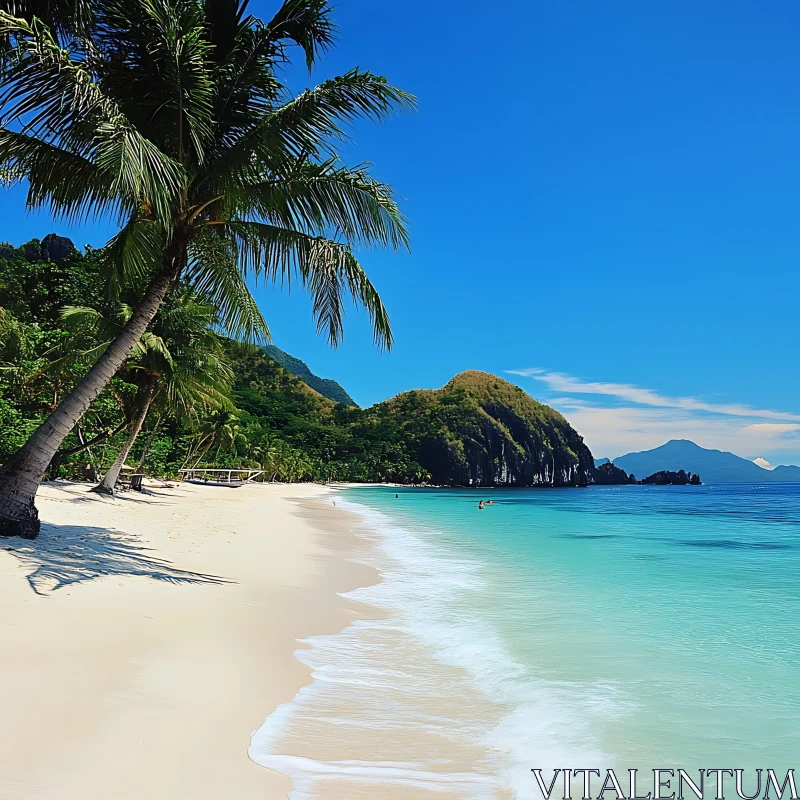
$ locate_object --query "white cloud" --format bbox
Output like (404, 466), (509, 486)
(753, 458), (775, 470)
(508, 367), (800, 464)
(508, 368), (800, 423)
(745, 423), (800, 434)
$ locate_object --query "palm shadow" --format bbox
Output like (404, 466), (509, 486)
(4, 520), (231, 596)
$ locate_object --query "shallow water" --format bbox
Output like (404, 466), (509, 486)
(250, 484), (800, 798)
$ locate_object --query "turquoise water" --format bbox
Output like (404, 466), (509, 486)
(345, 485), (800, 770)
(253, 484), (800, 799)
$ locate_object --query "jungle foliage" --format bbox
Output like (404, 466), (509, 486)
(0, 239), (427, 483)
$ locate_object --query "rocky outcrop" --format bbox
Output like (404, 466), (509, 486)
(590, 462), (702, 486)
(41, 234), (76, 263)
(640, 469), (701, 485)
(592, 461), (636, 485)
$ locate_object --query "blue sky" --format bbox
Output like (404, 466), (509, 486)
(4, 0), (800, 464)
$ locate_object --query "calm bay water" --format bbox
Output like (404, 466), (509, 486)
(252, 484), (800, 799)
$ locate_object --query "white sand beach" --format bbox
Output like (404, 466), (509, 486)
(0, 481), (377, 799)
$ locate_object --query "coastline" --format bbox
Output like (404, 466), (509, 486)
(2, 481), (791, 798)
(0, 480), (378, 799)
(253, 489), (516, 800)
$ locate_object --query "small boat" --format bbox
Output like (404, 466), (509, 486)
(179, 468), (264, 487)
(184, 477), (245, 488)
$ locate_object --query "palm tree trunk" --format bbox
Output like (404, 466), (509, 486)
(47, 418), (130, 478)
(76, 427), (100, 483)
(136, 413), (162, 472)
(190, 437), (215, 469)
(92, 390), (154, 495)
(0, 250), (182, 539)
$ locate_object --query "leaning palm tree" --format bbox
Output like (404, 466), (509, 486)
(0, 0), (413, 537)
(61, 291), (234, 492)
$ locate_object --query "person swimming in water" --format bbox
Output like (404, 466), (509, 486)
(478, 500), (484, 510)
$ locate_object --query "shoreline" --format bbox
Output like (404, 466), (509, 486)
(0, 480), (379, 799)
(254, 489), (516, 800)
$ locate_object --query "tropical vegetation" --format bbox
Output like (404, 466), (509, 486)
(0, 0), (413, 537)
(1, 242), (601, 494)
(0, 238), (421, 485)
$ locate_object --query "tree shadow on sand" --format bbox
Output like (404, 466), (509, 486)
(3, 521), (231, 596)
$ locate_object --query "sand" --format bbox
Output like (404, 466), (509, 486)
(0, 480), (376, 800)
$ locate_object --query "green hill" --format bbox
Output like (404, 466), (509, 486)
(220, 357), (595, 486)
(261, 345), (357, 406)
(358, 371), (595, 486)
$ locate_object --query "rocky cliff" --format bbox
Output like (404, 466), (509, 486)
(370, 371), (595, 487)
(41, 234), (76, 263)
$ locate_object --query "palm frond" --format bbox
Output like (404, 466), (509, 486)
(103, 217), (170, 301)
(37, 339), (109, 375)
(0, 0), (92, 38)
(263, 0), (335, 70)
(59, 305), (105, 331)
(223, 220), (392, 348)
(187, 232), (271, 343)
(232, 158), (409, 249)
(165, 352), (234, 417)
(0, 11), (185, 221)
(125, 0), (216, 161)
(207, 12), (284, 127)
(200, 69), (415, 189)
(136, 330), (173, 364)
(0, 129), (121, 221)
(262, 69), (416, 155)
(338, 248), (392, 350)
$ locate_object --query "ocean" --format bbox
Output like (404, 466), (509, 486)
(250, 483), (800, 799)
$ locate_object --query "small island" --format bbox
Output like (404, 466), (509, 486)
(640, 469), (701, 486)
(593, 462), (701, 486)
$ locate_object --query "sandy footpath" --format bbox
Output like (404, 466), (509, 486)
(0, 480), (375, 799)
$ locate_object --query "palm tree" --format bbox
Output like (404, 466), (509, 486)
(0, 0), (413, 537)
(184, 409), (244, 468)
(61, 291), (234, 492)
(0, 308), (35, 365)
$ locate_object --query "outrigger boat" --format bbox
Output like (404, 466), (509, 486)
(179, 468), (264, 487)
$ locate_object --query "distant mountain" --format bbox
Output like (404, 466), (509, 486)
(261, 345), (357, 406)
(771, 464), (800, 481)
(594, 457), (611, 467)
(613, 440), (800, 484)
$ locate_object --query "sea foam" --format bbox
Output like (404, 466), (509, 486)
(249, 495), (621, 799)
